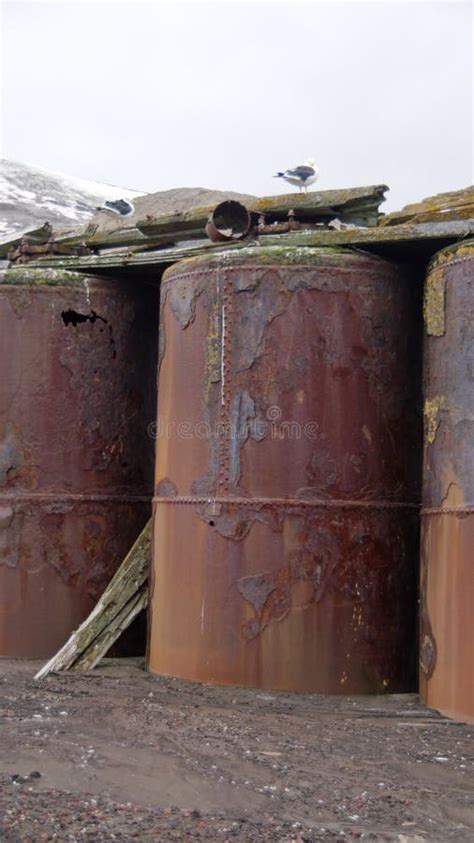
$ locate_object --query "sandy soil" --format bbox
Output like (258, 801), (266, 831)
(0, 659), (472, 841)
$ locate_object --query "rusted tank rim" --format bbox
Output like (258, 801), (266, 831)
(426, 238), (474, 273)
(423, 240), (474, 337)
(0, 267), (106, 287)
(162, 245), (400, 283)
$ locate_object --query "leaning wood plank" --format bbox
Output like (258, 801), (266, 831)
(73, 585), (148, 672)
(34, 520), (151, 680)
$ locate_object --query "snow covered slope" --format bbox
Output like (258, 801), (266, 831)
(0, 159), (143, 241)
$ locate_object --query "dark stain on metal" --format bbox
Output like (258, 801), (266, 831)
(420, 240), (474, 724)
(0, 268), (158, 658)
(149, 247), (422, 693)
(61, 308), (107, 327)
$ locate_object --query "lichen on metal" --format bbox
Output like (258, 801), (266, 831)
(423, 395), (447, 445)
(423, 264), (446, 336)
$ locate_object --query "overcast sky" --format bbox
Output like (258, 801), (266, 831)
(1, 0), (472, 210)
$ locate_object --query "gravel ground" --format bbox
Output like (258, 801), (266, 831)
(0, 659), (472, 841)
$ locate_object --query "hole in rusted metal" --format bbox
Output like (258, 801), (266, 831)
(209, 520), (215, 527)
(61, 309), (107, 327)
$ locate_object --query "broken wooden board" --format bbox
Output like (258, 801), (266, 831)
(0, 222), (53, 258)
(136, 184), (389, 240)
(26, 218), (474, 274)
(35, 520), (151, 679)
(379, 186), (474, 226)
(250, 184), (389, 226)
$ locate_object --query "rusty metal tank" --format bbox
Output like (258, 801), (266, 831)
(0, 267), (158, 658)
(148, 247), (422, 694)
(420, 241), (474, 723)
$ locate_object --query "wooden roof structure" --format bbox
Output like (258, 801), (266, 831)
(2, 183), (473, 273)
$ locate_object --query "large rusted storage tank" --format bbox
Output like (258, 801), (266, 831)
(148, 247), (422, 694)
(0, 267), (157, 658)
(420, 242), (474, 723)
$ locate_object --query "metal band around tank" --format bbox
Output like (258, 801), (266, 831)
(153, 495), (418, 510)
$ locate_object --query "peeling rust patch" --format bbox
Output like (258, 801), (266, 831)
(238, 573), (277, 614)
(168, 274), (207, 328)
(420, 632), (437, 679)
(155, 478), (178, 498)
(0, 426), (24, 487)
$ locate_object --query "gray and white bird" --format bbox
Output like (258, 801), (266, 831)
(274, 158), (319, 193)
(96, 198), (135, 217)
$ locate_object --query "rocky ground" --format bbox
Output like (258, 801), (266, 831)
(0, 659), (472, 841)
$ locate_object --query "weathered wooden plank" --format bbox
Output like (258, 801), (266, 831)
(136, 185), (389, 239)
(0, 222), (53, 257)
(27, 219), (474, 273)
(379, 186), (474, 227)
(250, 184), (389, 225)
(34, 521), (151, 678)
(73, 585), (148, 672)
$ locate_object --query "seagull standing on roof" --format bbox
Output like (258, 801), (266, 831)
(274, 158), (319, 193)
(96, 199), (135, 217)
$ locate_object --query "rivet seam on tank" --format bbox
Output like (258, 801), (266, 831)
(420, 503), (474, 515)
(153, 495), (419, 510)
(218, 272), (234, 494)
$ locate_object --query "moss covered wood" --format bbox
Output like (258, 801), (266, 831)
(23, 218), (474, 273)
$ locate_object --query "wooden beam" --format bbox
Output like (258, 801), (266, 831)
(135, 185), (389, 240)
(379, 186), (474, 227)
(26, 218), (474, 273)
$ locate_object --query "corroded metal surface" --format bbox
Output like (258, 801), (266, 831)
(420, 242), (474, 723)
(205, 201), (251, 243)
(0, 268), (158, 658)
(148, 247), (422, 693)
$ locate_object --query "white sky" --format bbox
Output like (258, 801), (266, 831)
(1, 0), (472, 210)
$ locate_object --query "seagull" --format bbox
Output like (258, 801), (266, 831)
(274, 158), (319, 193)
(96, 199), (135, 217)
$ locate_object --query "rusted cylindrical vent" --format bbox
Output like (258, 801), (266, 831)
(148, 247), (422, 694)
(206, 200), (251, 243)
(420, 242), (474, 723)
(0, 268), (158, 658)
